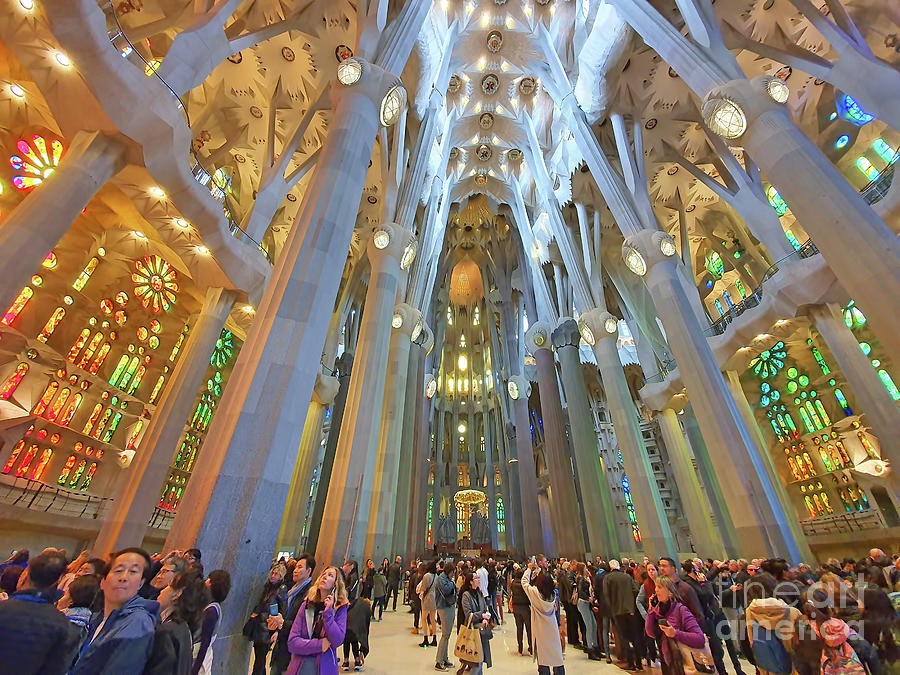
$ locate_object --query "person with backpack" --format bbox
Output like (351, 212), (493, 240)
(681, 559), (744, 675)
(818, 617), (868, 675)
(744, 578), (801, 675)
(434, 561), (458, 671)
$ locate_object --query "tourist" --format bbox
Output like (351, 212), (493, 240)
(371, 564), (387, 621)
(418, 559), (439, 647)
(184, 548), (202, 567)
(522, 561), (565, 675)
(681, 558), (742, 675)
(645, 575), (707, 673)
(286, 566), (349, 675)
(0, 549), (78, 674)
(361, 559), (375, 600)
(557, 560), (581, 650)
(342, 560), (372, 671)
(0, 549), (28, 574)
(244, 562), (288, 675)
(70, 547), (159, 674)
(592, 560), (613, 663)
(387, 555), (403, 611)
(410, 561), (424, 634)
(576, 562), (603, 660)
(61, 573), (101, 645)
(145, 568), (209, 674)
(604, 559), (641, 670)
(192, 569), (232, 675)
(0, 563), (24, 601)
(744, 573), (801, 675)
(634, 563), (659, 666)
(435, 560), (458, 671)
(140, 552), (190, 601)
(56, 550), (90, 593)
(269, 555), (315, 675)
(509, 567), (533, 656)
(460, 570), (493, 674)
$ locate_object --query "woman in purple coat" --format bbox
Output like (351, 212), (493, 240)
(286, 566), (349, 675)
(645, 575), (707, 671)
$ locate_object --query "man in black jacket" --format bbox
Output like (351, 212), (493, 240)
(268, 553), (316, 675)
(0, 549), (79, 674)
(387, 555), (403, 611)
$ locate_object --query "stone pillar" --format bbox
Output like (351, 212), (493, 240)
(622, 229), (804, 561)
(526, 323), (585, 557)
(367, 303), (421, 559)
(507, 375), (542, 555)
(316, 223), (416, 565)
(0, 130), (126, 310)
(403, 344), (428, 558)
(432, 406), (445, 546)
(656, 408), (724, 557)
(483, 404), (499, 550)
(92, 286), (236, 555)
(810, 304), (900, 473)
(551, 319), (618, 556)
(305, 353), (352, 551)
(276, 372), (339, 554)
(580, 309), (677, 558)
(162, 62), (400, 673)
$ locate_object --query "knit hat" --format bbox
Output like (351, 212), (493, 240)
(819, 618), (850, 647)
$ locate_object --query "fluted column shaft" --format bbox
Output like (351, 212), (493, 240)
(93, 287), (236, 555)
(0, 131), (126, 311)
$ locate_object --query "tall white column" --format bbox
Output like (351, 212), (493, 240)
(622, 229), (804, 561)
(526, 323), (585, 557)
(809, 304), (900, 478)
(580, 309), (677, 558)
(656, 408), (725, 557)
(0, 131), (126, 310)
(316, 224), (416, 565)
(92, 286), (236, 555)
(276, 372), (339, 554)
(552, 319), (618, 556)
(507, 375), (542, 555)
(163, 63), (400, 673)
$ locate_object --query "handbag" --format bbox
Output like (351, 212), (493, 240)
(677, 635), (716, 674)
(454, 615), (484, 664)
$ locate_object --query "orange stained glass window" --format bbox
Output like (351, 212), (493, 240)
(41, 251), (58, 269)
(148, 375), (166, 404)
(0, 363), (28, 400)
(82, 403), (103, 435)
(126, 365), (146, 395)
(45, 387), (71, 422)
(73, 257), (99, 291)
(69, 459), (86, 487)
(2, 440), (25, 474)
(76, 332), (105, 369)
(80, 463), (97, 491)
(67, 329), (91, 362)
(88, 344), (111, 374)
(15, 444), (39, 477)
(91, 408), (113, 440)
(1, 286), (34, 326)
(58, 393), (83, 427)
(36, 307), (65, 343)
(32, 381), (59, 416)
(57, 455), (76, 485)
(126, 420), (144, 449)
(30, 449), (52, 481)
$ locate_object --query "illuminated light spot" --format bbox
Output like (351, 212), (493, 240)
(9, 84), (25, 98)
(834, 135), (849, 149)
(54, 52), (71, 67)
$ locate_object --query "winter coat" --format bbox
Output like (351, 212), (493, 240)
(745, 596), (802, 673)
(285, 600), (349, 675)
(435, 572), (457, 609)
(417, 572), (438, 613)
(510, 579), (530, 608)
(603, 569), (637, 616)
(387, 563), (402, 588)
(143, 619), (194, 675)
(270, 579), (313, 672)
(645, 599), (707, 666)
(521, 568), (564, 667)
(0, 589), (79, 675)
(372, 572), (387, 599)
(70, 594), (160, 675)
(345, 597), (371, 655)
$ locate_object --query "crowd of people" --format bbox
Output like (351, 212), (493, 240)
(0, 543), (896, 674)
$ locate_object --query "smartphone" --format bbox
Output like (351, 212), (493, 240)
(531, 556), (536, 564)
(269, 603), (279, 616)
(657, 619), (669, 628)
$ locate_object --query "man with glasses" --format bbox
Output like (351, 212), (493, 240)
(138, 552), (188, 601)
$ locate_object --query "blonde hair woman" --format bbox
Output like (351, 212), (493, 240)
(644, 575), (706, 673)
(286, 567), (349, 675)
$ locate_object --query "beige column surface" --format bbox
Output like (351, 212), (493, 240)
(92, 286), (237, 556)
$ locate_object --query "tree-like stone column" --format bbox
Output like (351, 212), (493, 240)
(525, 322), (585, 557)
(316, 223), (416, 566)
(276, 372), (339, 554)
(506, 374), (543, 556)
(551, 319), (618, 556)
(0, 130), (126, 311)
(621, 229), (803, 561)
(580, 308), (677, 559)
(92, 286), (236, 556)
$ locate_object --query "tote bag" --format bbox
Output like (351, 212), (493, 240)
(454, 616), (484, 664)
(677, 635), (716, 674)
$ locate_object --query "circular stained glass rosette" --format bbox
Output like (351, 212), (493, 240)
(211, 330), (235, 368)
(131, 255), (178, 313)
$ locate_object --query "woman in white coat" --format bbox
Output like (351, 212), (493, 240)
(521, 564), (565, 675)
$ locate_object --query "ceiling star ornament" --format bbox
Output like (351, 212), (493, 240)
(479, 112), (494, 129)
(481, 74), (499, 95)
(487, 31), (503, 53)
(131, 255), (178, 313)
(474, 171), (488, 186)
(507, 148), (523, 161)
(448, 74), (461, 94)
(518, 76), (536, 95)
(476, 144), (492, 161)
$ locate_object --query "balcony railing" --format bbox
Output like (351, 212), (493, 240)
(861, 158), (897, 205)
(0, 475), (111, 520)
(799, 509), (886, 537)
(148, 506), (175, 530)
(98, 1), (272, 264)
(704, 239), (820, 337)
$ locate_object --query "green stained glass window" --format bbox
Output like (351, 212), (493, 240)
(705, 251), (724, 279)
(786, 381), (798, 394)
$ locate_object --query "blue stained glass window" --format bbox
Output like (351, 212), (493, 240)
(723, 291), (734, 308)
(766, 186), (788, 216)
(715, 299), (725, 317)
(873, 138), (899, 163)
(838, 94), (874, 126)
(856, 157), (881, 181)
(834, 135), (849, 149)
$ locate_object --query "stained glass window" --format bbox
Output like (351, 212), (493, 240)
(856, 157), (880, 182)
(0, 363), (28, 400)
(76, 333), (105, 370)
(30, 449), (52, 481)
(69, 459), (87, 487)
(132, 255), (178, 313)
(749, 342), (786, 379)
(149, 376), (166, 404)
(211, 330), (234, 368)
(14, 444), (39, 477)
(877, 370), (900, 401)
(45, 387), (71, 422)
(35, 307), (66, 343)
(496, 496), (505, 533)
(9, 134), (64, 190)
(101, 412), (123, 443)
(2, 286), (34, 326)
(58, 393), (83, 427)
(714, 299), (725, 317)
(766, 185), (788, 216)
(622, 475), (641, 543)
(705, 251), (724, 279)
(42, 252), (58, 270)
(32, 381), (59, 416)
(79, 463), (97, 491)
(73, 257), (99, 291)
(723, 291), (734, 308)
(873, 138), (899, 164)
(837, 94), (874, 126)
(169, 326), (188, 362)
(2, 440), (25, 474)
(426, 495), (434, 547)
